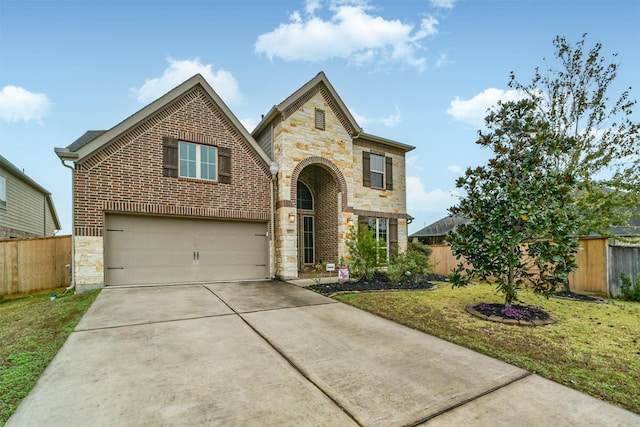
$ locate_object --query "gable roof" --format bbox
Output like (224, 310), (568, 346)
(409, 215), (470, 238)
(0, 155), (61, 230)
(55, 74), (271, 167)
(252, 71), (414, 153)
(411, 212), (640, 239)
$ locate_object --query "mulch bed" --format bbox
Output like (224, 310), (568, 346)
(553, 290), (608, 303)
(467, 303), (557, 326)
(308, 272), (447, 295)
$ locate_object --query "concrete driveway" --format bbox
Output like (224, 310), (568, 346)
(8, 281), (639, 426)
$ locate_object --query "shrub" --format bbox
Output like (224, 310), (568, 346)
(619, 273), (640, 302)
(345, 225), (386, 280)
(388, 242), (433, 282)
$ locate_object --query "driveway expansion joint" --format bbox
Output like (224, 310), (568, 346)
(203, 286), (363, 426)
(233, 301), (338, 315)
(74, 313), (236, 332)
(407, 372), (533, 426)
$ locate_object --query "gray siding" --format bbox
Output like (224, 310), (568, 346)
(0, 166), (55, 238)
(256, 125), (273, 159)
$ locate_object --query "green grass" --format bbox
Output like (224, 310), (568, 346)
(0, 288), (100, 424)
(334, 283), (640, 414)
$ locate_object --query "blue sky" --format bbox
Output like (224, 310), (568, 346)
(1, 0), (638, 235)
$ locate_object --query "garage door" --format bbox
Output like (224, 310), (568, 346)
(105, 214), (269, 286)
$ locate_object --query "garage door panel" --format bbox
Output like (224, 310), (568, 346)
(105, 215), (268, 286)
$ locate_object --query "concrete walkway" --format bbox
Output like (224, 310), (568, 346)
(8, 281), (639, 426)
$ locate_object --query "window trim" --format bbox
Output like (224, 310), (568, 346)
(179, 141), (218, 182)
(369, 153), (385, 189)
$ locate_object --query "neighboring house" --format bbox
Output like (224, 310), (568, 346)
(0, 155), (61, 239)
(411, 212), (640, 244)
(409, 215), (470, 245)
(56, 72), (414, 291)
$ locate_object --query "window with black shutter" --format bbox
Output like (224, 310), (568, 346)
(163, 137), (231, 184)
(362, 151), (393, 190)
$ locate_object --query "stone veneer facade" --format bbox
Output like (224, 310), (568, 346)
(270, 86), (410, 279)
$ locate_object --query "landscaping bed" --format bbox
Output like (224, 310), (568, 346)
(308, 272), (446, 295)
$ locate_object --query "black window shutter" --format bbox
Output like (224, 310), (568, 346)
(385, 156), (393, 191)
(218, 147), (231, 184)
(389, 218), (398, 257)
(362, 151), (371, 187)
(162, 137), (179, 178)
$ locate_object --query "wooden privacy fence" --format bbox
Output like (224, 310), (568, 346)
(427, 237), (638, 297)
(0, 235), (71, 296)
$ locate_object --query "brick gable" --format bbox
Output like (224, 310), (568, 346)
(73, 87), (271, 236)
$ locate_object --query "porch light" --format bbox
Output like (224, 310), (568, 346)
(346, 216), (353, 227)
(288, 212), (296, 223)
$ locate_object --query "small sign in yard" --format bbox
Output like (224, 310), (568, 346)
(338, 266), (349, 282)
(326, 263), (336, 272)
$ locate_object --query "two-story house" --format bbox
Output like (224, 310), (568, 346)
(55, 72), (414, 291)
(0, 155), (61, 239)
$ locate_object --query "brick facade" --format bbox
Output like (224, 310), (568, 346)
(71, 86), (272, 289)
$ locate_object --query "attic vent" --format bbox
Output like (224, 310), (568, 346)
(315, 109), (325, 130)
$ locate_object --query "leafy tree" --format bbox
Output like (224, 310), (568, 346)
(345, 225), (386, 280)
(509, 34), (640, 239)
(448, 99), (580, 307)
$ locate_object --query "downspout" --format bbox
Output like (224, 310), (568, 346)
(59, 159), (75, 293)
(269, 162), (279, 280)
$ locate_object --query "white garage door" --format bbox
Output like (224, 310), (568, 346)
(105, 214), (269, 286)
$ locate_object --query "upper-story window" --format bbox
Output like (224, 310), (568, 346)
(362, 151), (393, 190)
(0, 175), (6, 208)
(315, 109), (325, 130)
(179, 141), (217, 181)
(370, 154), (385, 188)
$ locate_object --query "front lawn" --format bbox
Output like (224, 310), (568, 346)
(0, 288), (100, 424)
(334, 283), (640, 414)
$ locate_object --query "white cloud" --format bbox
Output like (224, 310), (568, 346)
(434, 52), (449, 68)
(406, 176), (459, 214)
(447, 165), (463, 175)
(240, 118), (258, 133)
(349, 108), (370, 127)
(430, 0), (456, 9)
(255, 1), (438, 71)
(129, 58), (243, 105)
(406, 155), (424, 171)
(446, 88), (524, 128)
(0, 85), (51, 123)
(382, 105), (401, 127)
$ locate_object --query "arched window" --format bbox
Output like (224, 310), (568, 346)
(297, 181), (313, 210)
